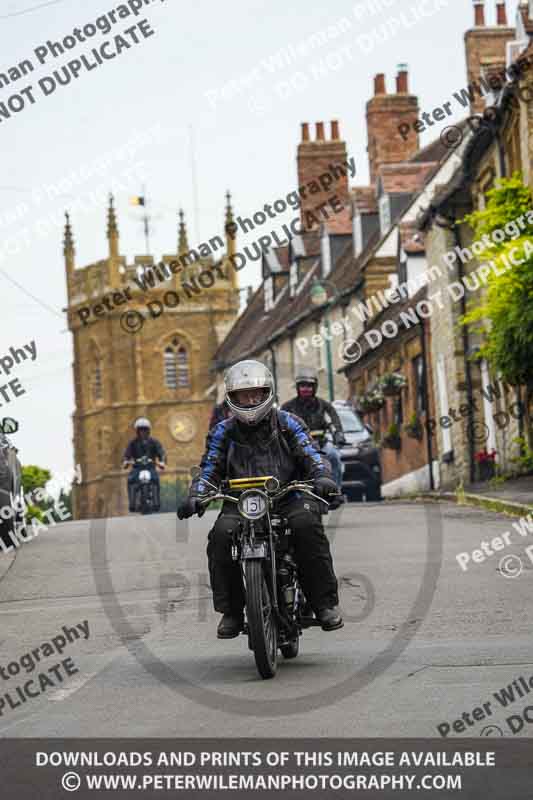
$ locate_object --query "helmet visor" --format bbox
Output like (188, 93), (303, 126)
(228, 387), (270, 409)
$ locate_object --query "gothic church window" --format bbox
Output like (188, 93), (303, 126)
(164, 338), (190, 389)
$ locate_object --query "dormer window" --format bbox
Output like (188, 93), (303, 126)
(264, 276), (274, 312)
(379, 194), (391, 234)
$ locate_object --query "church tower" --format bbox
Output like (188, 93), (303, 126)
(65, 196), (240, 519)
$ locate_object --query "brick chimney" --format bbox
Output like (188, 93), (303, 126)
(464, 1), (515, 115)
(366, 66), (420, 184)
(297, 120), (350, 231)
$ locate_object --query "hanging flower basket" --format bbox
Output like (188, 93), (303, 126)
(382, 423), (402, 451)
(404, 413), (423, 440)
(379, 372), (407, 397)
(357, 389), (385, 414)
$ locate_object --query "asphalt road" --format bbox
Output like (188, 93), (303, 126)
(0, 500), (532, 738)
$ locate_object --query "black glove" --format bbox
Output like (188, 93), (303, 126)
(177, 496), (205, 519)
(334, 431), (347, 446)
(313, 476), (339, 500)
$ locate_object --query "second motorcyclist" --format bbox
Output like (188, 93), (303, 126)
(122, 418), (166, 512)
(177, 360), (343, 639)
(282, 367), (345, 497)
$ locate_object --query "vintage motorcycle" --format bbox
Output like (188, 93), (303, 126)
(193, 469), (336, 680)
(131, 456), (160, 515)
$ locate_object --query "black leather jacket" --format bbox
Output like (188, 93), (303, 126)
(123, 436), (166, 463)
(281, 396), (343, 435)
(191, 408), (329, 495)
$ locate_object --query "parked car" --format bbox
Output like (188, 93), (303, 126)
(0, 418), (25, 550)
(333, 401), (382, 502)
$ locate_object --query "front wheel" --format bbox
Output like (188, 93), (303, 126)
(140, 484), (153, 514)
(245, 560), (277, 679)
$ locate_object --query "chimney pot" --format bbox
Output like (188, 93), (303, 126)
(301, 122), (310, 142)
(496, 2), (507, 24)
(396, 64), (409, 93)
(474, 0), (485, 26)
(315, 121), (325, 140)
(330, 120), (340, 139)
(374, 73), (386, 95)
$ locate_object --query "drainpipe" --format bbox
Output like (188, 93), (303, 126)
(453, 223), (476, 484)
(420, 318), (435, 490)
(268, 345), (278, 402)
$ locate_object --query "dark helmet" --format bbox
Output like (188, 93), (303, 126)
(295, 366), (318, 388)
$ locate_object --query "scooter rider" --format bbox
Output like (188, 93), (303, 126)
(177, 360), (343, 639)
(122, 418), (166, 512)
(282, 367), (345, 491)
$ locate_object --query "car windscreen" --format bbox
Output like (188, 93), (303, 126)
(335, 406), (365, 433)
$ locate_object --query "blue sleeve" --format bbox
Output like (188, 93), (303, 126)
(281, 411), (327, 480)
(191, 419), (229, 495)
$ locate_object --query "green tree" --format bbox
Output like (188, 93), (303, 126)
(462, 173), (533, 386)
(21, 465), (51, 499)
(20, 465), (53, 523)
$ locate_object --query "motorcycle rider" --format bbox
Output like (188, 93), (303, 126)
(282, 367), (345, 493)
(122, 418), (166, 512)
(177, 360), (343, 639)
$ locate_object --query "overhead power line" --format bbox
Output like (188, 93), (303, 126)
(0, 0), (67, 21)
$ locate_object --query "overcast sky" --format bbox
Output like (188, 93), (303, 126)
(0, 0), (515, 483)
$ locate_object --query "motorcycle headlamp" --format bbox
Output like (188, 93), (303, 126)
(237, 489), (268, 520)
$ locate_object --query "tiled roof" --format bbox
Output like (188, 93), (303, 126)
(378, 162), (438, 194)
(215, 235), (355, 367)
(340, 284), (428, 370)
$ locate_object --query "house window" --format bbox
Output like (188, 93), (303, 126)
(264, 276), (274, 312)
(164, 338), (190, 389)
(412, 354), (426, 414)
(93, 358), (103, 401)
(379, 194), (391, 234)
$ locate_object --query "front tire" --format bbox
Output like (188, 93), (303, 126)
(245, 560), (277, 679)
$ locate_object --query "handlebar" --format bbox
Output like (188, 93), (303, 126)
(197, 480), (336, 509)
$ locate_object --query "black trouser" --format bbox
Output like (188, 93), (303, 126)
(206, 496), (339, 616)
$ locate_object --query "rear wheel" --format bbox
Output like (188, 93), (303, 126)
(245, 560), (277, 679)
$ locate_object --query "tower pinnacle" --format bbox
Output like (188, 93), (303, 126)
(178, 209), (189, 256)
(107, 193), (119, 258)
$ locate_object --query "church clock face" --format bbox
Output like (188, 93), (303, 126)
(169, 413), (196, 442)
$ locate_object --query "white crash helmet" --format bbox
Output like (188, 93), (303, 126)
(224, 360), (275, 426)
(134, 417), (151, 431)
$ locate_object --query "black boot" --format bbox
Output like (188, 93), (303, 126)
(316, 606), (344, 631)
(217, 613), (243, 639)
